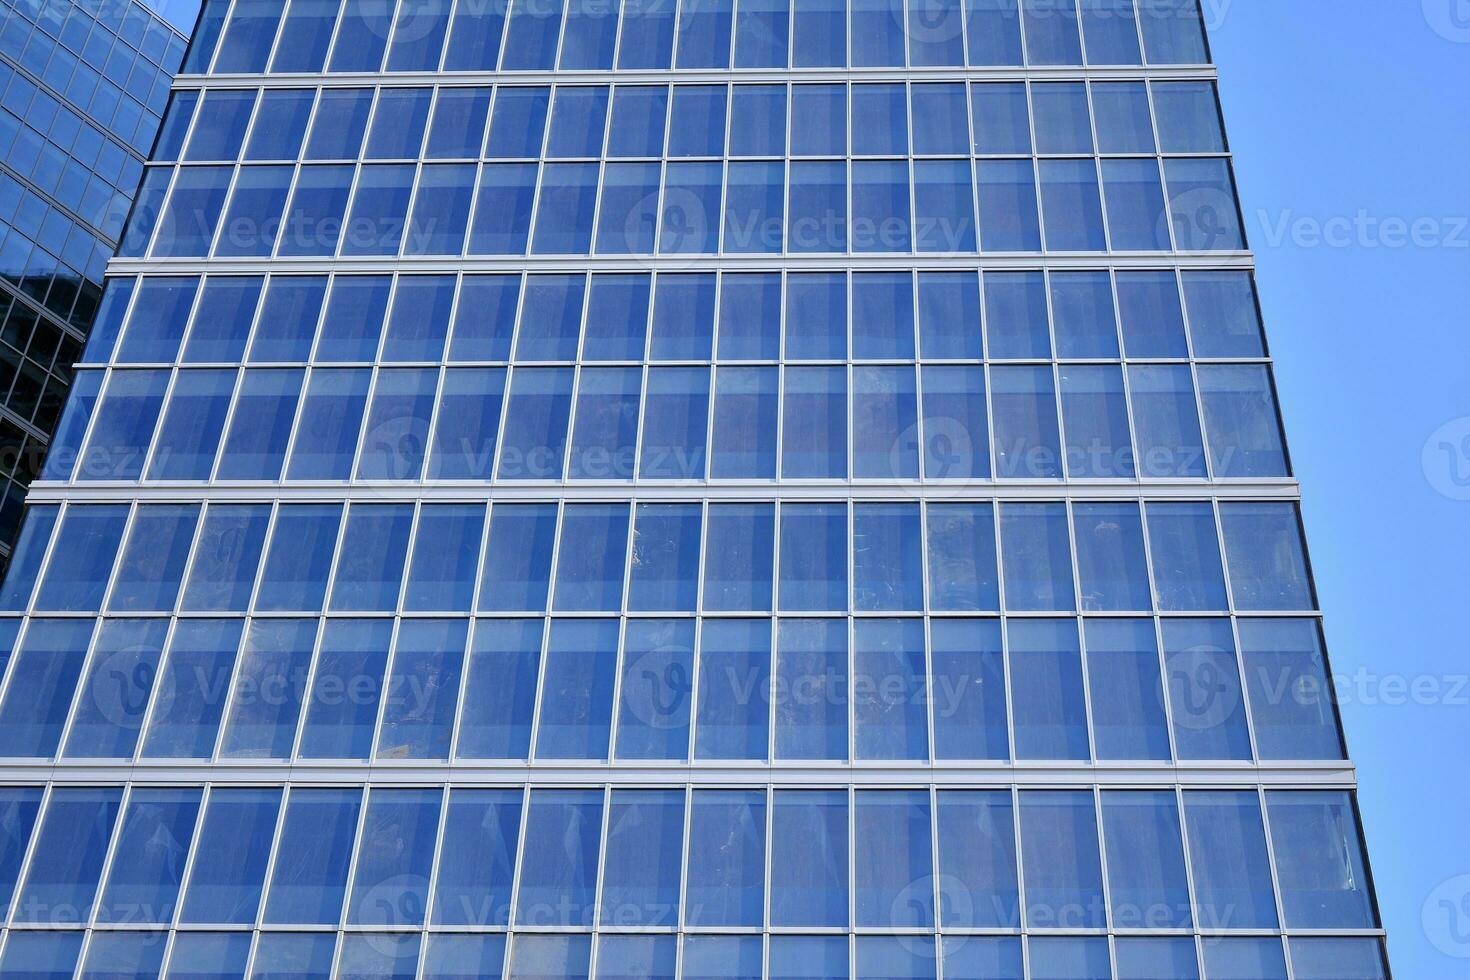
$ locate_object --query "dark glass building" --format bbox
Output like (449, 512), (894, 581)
(0, 0), (1388, 977)
(0, 0), (193, 568)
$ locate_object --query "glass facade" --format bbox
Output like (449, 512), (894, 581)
(0, 0), (194, 568)
(0, 0), (1388, 977)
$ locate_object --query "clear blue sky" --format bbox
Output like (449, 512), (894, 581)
(1207, 2), (1470, 973)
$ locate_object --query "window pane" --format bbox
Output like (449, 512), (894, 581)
(255, 504), (341, 612)
(1094, 82), (1157, 153)
(1183, 271), (1265, 357)
(730, 85), (786, 156)
(470, 164), (537, 254)
(480, 504), (558, 612)
(776, 618), (847, 759)
(779, 503), (847, 611)
(1022, 0), (1082, 65)
(378, 619), (467, 759)
(383, 277), (455, 360)
(553, 504), (629, 611)
(535, 619), (619, 759)
(1163, 618), (1251, 760)
(685, 790), (766, 926)
(991, 366), (1061, 478)
(600, 789), (684, 926)
(936, 790), (1019, 927)
(1219, 502), (1316, 610)
(298, 619), (391, 759)
(608, 87), (669, 157)
(696, 620), (771, 759)
(785, 272), (847, 359)
(1289, 939), (1388, 980)
(1009, 618), (1089, 760)
(931, 619), (1007, 760)
(1185, 791), (1280, 929)
(854, 366), (919, 478)
(1128, 365), (1207, 479)
(63, 619), (170, 759)
(433, 788), (521, 926)
(921, 366), (990, 479)
(1146, 501), (1227, 611)
(770, 936), (848, 979)
(263, 787), (362, 924)
(966, 0), (1022, 65)
(404, 505), (485, 611)
(179, 505), (270, 612)
(79, 369), (168, 481)
(516, 788), (603, 926)
(285, 369), (370, 480)
(1165, 158), (1245, 250)
(14, 787), (123, 924)
(854, 619), (928, 760)
(107, 504), (200, 612)
(628, 504), (702, 611)
(999, 503), (1075, 611)
(215, 369), (304, 480)
(1101, 790), (1191, 929)
(355, 368), (439, 480)
(346, 788), (441, 927)
(1061, 365), (1134, 478)
(1267, 791), (1377, 928)
(1073, 502), (1152, 612)
(561, 0), (619, 67)
(1027, 938), (1111, 980)
(1115, 938), (1199, 980)
(583, 274), (651, 361)
(618, 0), (677, 68)
(711, 367), (778, 478)
(1202, 938), (1288, 980)
(1033, 82), (1093, 154)
(737, 0), (790, 67)
(782, 366), (847, 478)
(507, 935), (591, 979)
(179, 788), (281, 924)
(141, 620), (244, 759)
(771, 790), (848, 926)
(329, 505), (411, 611)
(616, 618), (695, 759)
(1140, 0), (1208, 64)
(639, 367), (710, 480)
(1040, 158), (1107, 251)
(942, 938), (1023, 980)
(925, 503), (998, 611)
(1197, 364), (1289, 477)
(0, 786), (43, 919)
(853, 503), (923, 610)
(855, 790), (934, 926)
(249, 277), (326, 361)
(1081, 0), (1141, 63)
(1085, 618), (1170, 761)
(219, 619), (319, 758)
(0, 619), (94, 757)
(498, 368), (574, 480)
(567, 368), (640, 481)
(1239, 618), (1344, 760)
(1019, 790), (1105, 929)
(458, 619), (543, 759)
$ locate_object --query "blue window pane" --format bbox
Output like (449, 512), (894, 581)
(1027, 938), (1111, 980)
(14, 787), (122, 923)
(285, 369), (370, 480)
(600, 789), (684, 925)
(404, 504), (486, 611)
(711, 366), (778, 478)
(216, 369), (305, 479)
(854, 620), (928, 759)
(479, 504), (558, 611)
(1079, 0), (1141, 61)
(0, 506), (59, 610)
(790, 84), (845, 156)
(785, 272), (847, 359)
(771, 937), (848, 980)
(1289, 939), (1388, 980)
(166, 934), (253, 979)
(1183, 271), (1265, 357)
(1128, 365), (1206, 478)
(450, 275), (520, 361)
(581, 274), (650, 361)
(1061, 365), (1134, 478)
(141, 620), (245, 759)
(1033, 82), (1093, 154)
(702, 504), (774, 611)
(1072, 502), (1151, 612)
(1085, 618), (1170, 761)
(488, 88), (551, 158)
(0, 785), (42, 918)
(547, 86), (609, 158)
(338, 935), (421, 980)
(180, 506), (270, 612)
(272, 0), (338, 71)
(776, 618), (847, 759)
(730, 84), (786, 155)
(1185, 791), (1280, 929)
(1093, 81), (1156, 153)
(1239, 618), (1344, 760)
(983, 271), (1049, 358)
(628, 504), (701, 611)
(595, 162), (662, 254)
(650, 273), (716, 360)
(678, 0), (734, 66)
(245, 90), (316, 160)
(1219, 502), (1315, 610)
(408, 165), (476, 255)
(936, 791), (1019, 928)
(185, 90), (257, 162)
(1147, 501), (1227, 610)
(695, 619), (771, 759)
(356, 368), (439, 481)
(771, 790), (848, 926)
(250, 933), (338, 980)
(119, 168), (169, 258)
(502, 0), (565, 68)
(1009, 618), (1090, 760)
(117, 276), (197, 363)
(853, 503), (923, 610)
(155, 92), (198, 161)
(1040, 158), (1107, 251)
(62, 619), (169, 758)
(298, 619), (391, 758)
(183, 276), (264, 364)
(1116, 270), (1187, 356)
(496, 365), (570, 476)
(0, 933), (84, 979)
(1165, 158), (1246, 251)
(95, 788), (201, 924)
(445, 0), (508, 68)
(720, 271), (787, 359)
(568, 367), (641, 481)
(1267, 791), (1377, 928)
(214, 0), (286, 72)
(263, 788), (362, 925)
(1140, 0), (1208, 64)
(1198, 365), (1289, 478)
(1103, 157), (1171, 251)
(561, 0), (619, 67)
(971, 82), (1031, 154)
(639, 366), (710, 480)
(1020, 790), (1105, 928)
(782, 366), (847, 478)
(250, 276), (326, 362)
(515, 274), (585, 362)
(905, 0), (963, 64)
(1050, 271), (1118, 357)
(346, 788), (441, 926)
(155, 166), (232, 256)
(607, 86), (668, 157)
(105, 504), (199, 613)
(471, 165), (538, 254)
(256, 504), (341, 611)
(683, 935), (763, 979)
(853, 365), (918, 478)
(40, 372), (102, 481)
(618, 0), (677, 68)
(851, 84), (907, 157)
(1163, 618), (1251, 760)
(978, 160), (1041, 251)
(515, 788), (603, 925)
(327, 0), (391, 69)
(219, 619), (319, 757)
(316, 277), (389, 363)
(999, 503), (1075, 610)
(533, 162), (600, 254)
(535, 619), (619, 759)
(378, 619), (468, 758)
(36, 504), (129, 610)
(685, 790), (766, 926)
(0, 619), (94, 757)
(1100, 790), (1191, 929)
(459, 619), (542, 759)
(737, 0), (791, 66)
(788, 160), (847, 252)
(857, 803), (937, 930)
(429, 367), (507, 480)
(217, 166), (294, 257)
(849, 0), (902, 64)
(78, 369), (168, 481)
(1202, 939), (1287, 980)
(661, 161), (723, 254)
(920, 366), (990, 479)
(553, 504), (629, 610)
(931, 619), (1008, 759)
(427, 88), (492, 159)
(917, 271), (981, 359)
(305, 91), (374, 161)
(595, 936), (675, 980)
(1114, 939), (1199, 980)
(507, 935), (591, 978)
(851, 272), (914, 359)
(779, 503), (847, 611)
(852, 159), (912, 252)
(1022, 0), (1082, 64)
(433, 788), (521, 925)
(943, 939), (1022, 979)
(387, 0), (452, 69)
(340, 164), (414, 256)
(855, 938), (936, 980)
(966, 0), (1022, 65)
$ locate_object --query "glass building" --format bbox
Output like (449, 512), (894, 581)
(0, 0), (194, 570)
(0, 0), (1389, 977)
